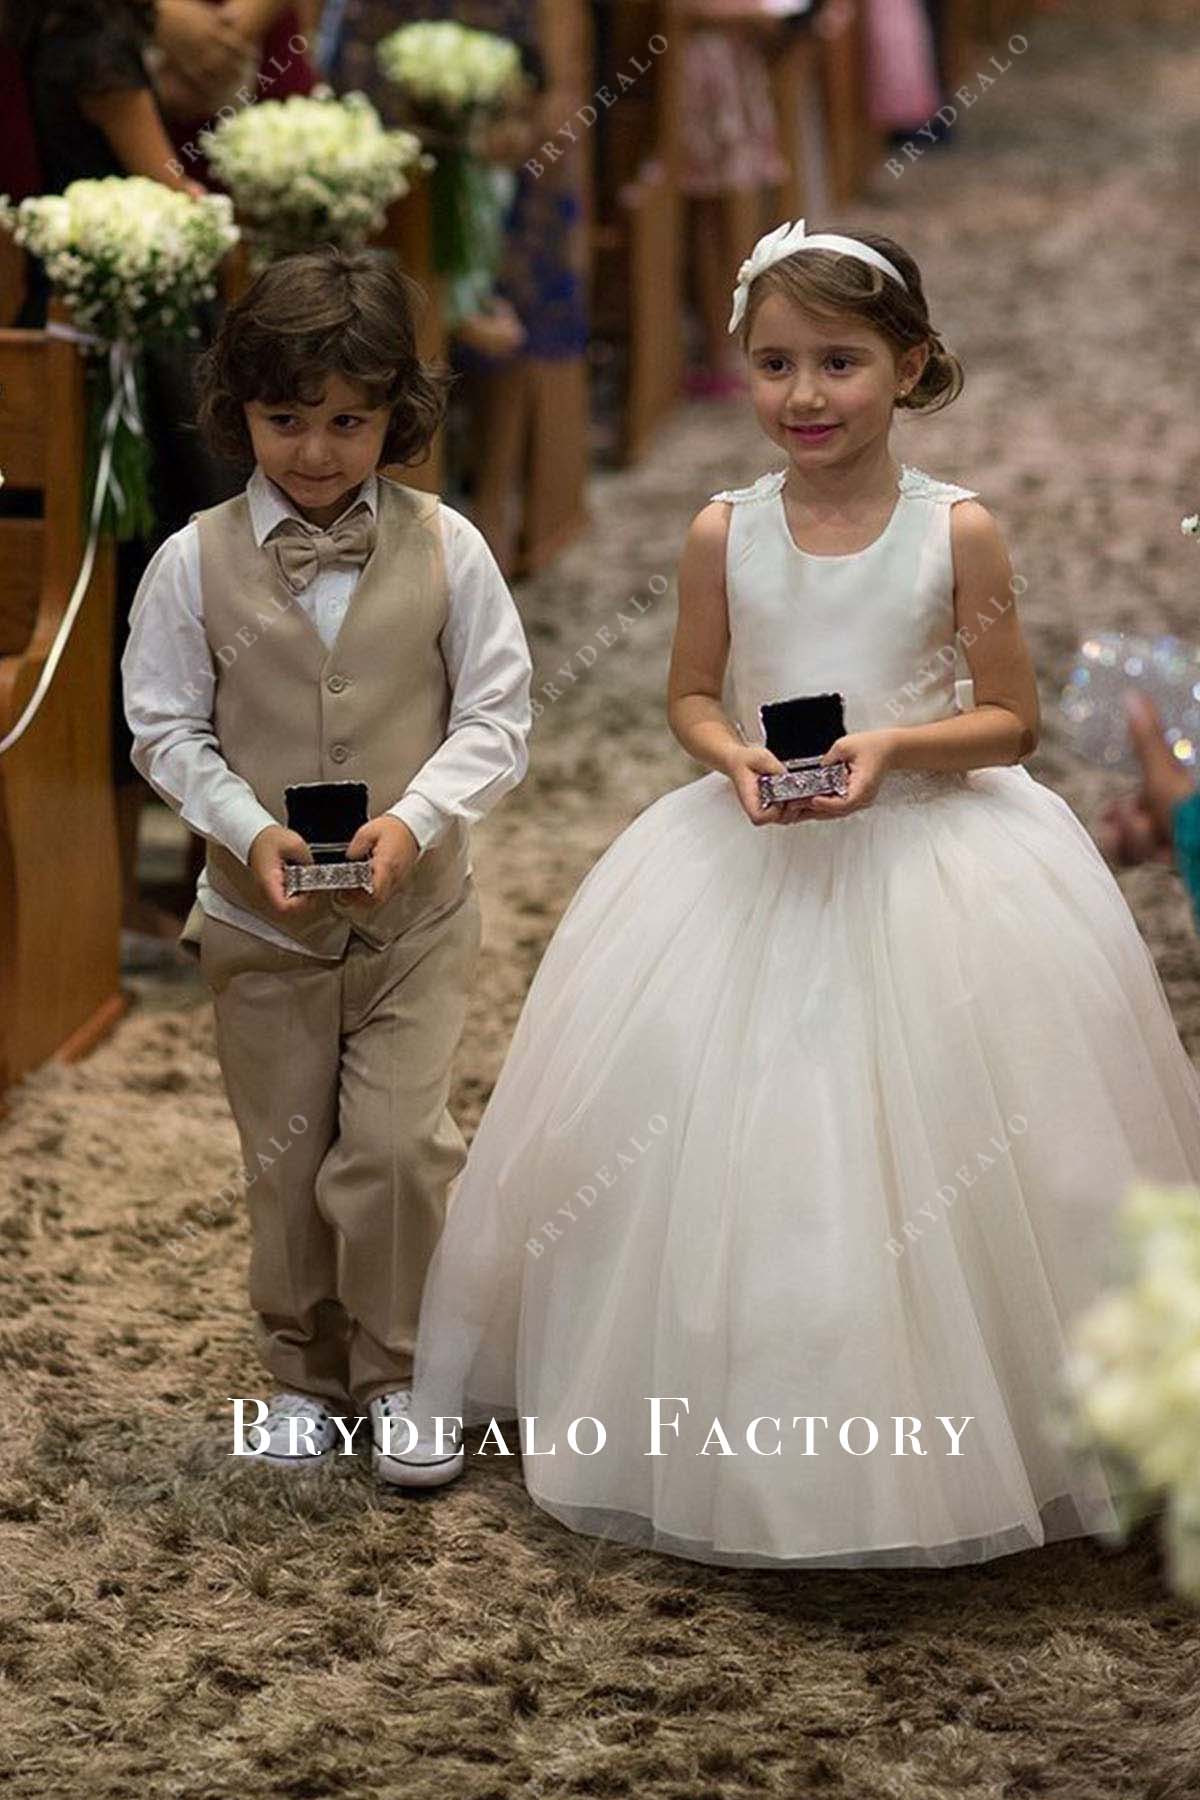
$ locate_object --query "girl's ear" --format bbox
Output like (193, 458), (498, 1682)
(897, 340), (931, 392)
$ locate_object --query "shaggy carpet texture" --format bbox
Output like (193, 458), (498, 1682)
(5, 9), (1200, 1797)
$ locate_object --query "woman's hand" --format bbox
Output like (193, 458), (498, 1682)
(455, 298), (526, 360)
(154, 0), (258, 121)
(157, 0), (252, 81)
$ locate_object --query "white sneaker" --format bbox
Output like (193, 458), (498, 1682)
(368, 1388), (464, 1488)
(246, 1392), (340, 1469)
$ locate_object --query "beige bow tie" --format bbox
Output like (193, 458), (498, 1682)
(269, 505), (376, 594)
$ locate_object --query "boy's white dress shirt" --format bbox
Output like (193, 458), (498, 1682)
(121, 470), (533, 959)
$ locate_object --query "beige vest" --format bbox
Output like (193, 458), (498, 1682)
(195, 475), (470, 957)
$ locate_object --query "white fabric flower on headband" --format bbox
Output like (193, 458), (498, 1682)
(728, 219), (909, 333)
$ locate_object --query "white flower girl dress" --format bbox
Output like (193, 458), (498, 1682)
(410, 464), (1200, 1567)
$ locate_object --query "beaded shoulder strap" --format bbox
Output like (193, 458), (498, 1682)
(710, 466), (979, 506)
(898, 465), (980, 504)
(709, 469), (788, 505)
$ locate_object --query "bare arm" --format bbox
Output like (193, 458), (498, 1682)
(668, 502), (814, 826)
(78, 86), (197, 191)
(883, 500), (1040, 773)
(666, 502), (744, 774)
(218, 0), (298, 46)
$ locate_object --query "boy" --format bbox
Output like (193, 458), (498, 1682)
(122, 244), (533, 1485)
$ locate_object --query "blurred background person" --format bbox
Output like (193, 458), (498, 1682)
(6, 1), (246, 956)
(679, 0), (788, 398)
(1097, 691), (1200, 932)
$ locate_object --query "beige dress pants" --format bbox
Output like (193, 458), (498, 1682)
(198, 879), (482, 1410)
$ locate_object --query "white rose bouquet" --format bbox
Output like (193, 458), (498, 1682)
(1061, 1179), (1200, 1600)
(375, 22), (526, 279)
(0, 177), (238, 539)
(200, 91), (427, 272)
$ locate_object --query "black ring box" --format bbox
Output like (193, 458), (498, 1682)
(281, 780), (374, 894)
(757, 692), (851, 805)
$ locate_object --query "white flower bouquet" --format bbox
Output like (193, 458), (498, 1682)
(375, 22), (526, 279)
(376, 21), (523, 126)
(0, 176), (238, 538)
(1062, 1179), (1200, 1600)
(200, 91), (426, 271)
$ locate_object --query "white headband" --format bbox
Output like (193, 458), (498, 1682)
(728, 219), (908, 333)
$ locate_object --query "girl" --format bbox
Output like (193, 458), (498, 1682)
(408, 218), (1200, 1568)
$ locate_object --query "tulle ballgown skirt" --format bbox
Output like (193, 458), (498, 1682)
(411, 764), (1200, 1568)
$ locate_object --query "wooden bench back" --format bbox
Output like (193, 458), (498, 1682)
(0, 320), (124, 1105)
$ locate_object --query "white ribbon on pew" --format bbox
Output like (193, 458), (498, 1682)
(0, 327), (143, 759)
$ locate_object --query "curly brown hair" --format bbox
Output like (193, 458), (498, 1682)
(735, 228), (963, 414)
(195, 244), (451, 471)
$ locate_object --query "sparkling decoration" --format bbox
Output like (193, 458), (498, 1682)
(1059, 631), (1200, 776)
(282, 861), (374, 895)
(758, 760), (850, 806)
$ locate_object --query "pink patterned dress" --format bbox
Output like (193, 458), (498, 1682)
(679, 26), (788, 197)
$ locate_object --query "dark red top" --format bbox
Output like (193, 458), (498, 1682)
(0, 46), (45, 199)
(165, 5), (316, 189)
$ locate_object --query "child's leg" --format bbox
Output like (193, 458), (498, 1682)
(312, 883), (483, 1411)
(198, 915), (350, 1407)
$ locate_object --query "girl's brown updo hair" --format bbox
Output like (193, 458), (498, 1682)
(735, 228), (963, 415)
(196, 243), (450, 470)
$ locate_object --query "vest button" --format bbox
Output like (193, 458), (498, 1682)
(327, 674), (348, 693)
(329, 743), (349, 764)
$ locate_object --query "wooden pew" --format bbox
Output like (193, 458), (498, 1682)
(941, 1), (1013, 90)
(620, 162), (684, 463)
(814, 0), (883, 207)
(771, 19), (833, 221)
(0, 234), (26, 330)
(378, 175), (445, 497)
(975, 1), (1030, 36)
(0, 313), (125, 1111)
(592, 0), (683, 465)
